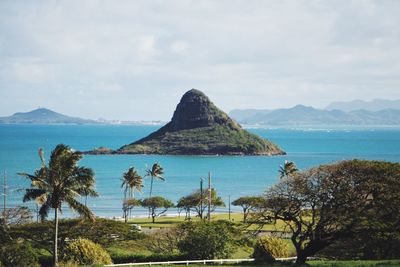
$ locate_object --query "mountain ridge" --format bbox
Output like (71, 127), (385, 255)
(229, 105), (400, 126)
(326, 99), (400, 112)
(0, 108), (97, 124)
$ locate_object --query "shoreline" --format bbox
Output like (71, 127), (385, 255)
(101, 211), (243, 222)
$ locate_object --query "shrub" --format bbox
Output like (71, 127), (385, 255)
(62, 238), (112, 265)
(0, 239), (39, 267)
(178, 221), (235, 259)
(252, 236), (289, 263)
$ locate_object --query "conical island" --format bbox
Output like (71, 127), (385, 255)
(112, 89), (284, 155)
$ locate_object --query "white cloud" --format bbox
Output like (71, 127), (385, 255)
(0, 0), (399, 120)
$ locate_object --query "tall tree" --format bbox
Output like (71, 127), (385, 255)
(121, 167), (143, 222)
(18, 144), (98, 267)
(177, 196), (195, 220)
(180, 189), (225, 219)
(278, 160), (298, 179)
(145, 163), (164, 197)
(141, 197), (174, 223)
(231, 196), (263, 223)
(251, 160), (400, 264)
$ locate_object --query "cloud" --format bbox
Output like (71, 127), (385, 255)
(0, 0), (399, 120)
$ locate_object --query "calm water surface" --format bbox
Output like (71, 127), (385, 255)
(1, 124), (400, 218)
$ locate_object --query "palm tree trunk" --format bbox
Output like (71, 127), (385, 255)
(150, 176), (154, 197)
(148, 177), (154, 219)
(53, 208), (59, 267)
(123, 190), (127, 221)
(129, 190), (132, 219)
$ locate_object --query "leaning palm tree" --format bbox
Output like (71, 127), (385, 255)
(145, 162), (164, 197)
(19, 144), (98, 267)
(278, 160), (299, 179)
(121, 167), (143, 222)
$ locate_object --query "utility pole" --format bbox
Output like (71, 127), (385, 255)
(3, 170), (6, 225)
(200, 178), (203, 219)
(208, 172), (211, 222)
(228, 195), (231, 221)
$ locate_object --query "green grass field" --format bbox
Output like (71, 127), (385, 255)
(115, 260), (400, 267)
(127, 212), (288, 232)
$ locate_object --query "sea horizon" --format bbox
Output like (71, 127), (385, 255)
(1, 124), (400, 219)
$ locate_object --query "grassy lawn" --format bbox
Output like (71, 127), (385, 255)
(128, 212), (289, 232)
(308, 260), (400, 266)
(119, 260), (400, 267)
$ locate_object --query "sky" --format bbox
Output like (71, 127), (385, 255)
(0, 1), (400, 121)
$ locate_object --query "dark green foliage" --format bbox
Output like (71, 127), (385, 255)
(232, 196), (263, 222)
(147, 227), (187, 254)
(252, 159), (400, 264)
(141, 196), (174, 222)
(178, 188), (225, 219)
(121, 125), (284, 155)
(62, 238), (112, 265)
(0, 239), (39, 267)
(318, 235), (400, 260)
(8, 218), (144, 254)
(252, 236), (289, 263)
(19, 144), (98, 266)
(118, 89), (284, 155)
(178, 221), (236, 259)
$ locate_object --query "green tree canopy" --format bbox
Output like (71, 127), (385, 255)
(178, 221), (236, 260)
(251, 159), (400, 264)
(18, 144), (98, 266)
(141, 197), (174, 222)
(231, 196), (263, 222)
(179, 189), (225, 219)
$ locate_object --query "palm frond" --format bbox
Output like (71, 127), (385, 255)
(23, 188), (47, 202)
(66, 197), (95, 221)
(17, 172), (39, 181)
(39, 200), (51, 221)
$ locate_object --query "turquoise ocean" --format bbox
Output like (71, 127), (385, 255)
(1, 124), (400, 218)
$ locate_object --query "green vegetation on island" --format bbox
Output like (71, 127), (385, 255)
(87, 89), (285, 155)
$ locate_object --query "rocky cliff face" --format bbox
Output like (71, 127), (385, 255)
(117, 89), (285, 155)
(168, 89), (239, 131)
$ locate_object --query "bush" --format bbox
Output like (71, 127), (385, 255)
(0, 239), (39, 267)
(178, 221), (235, 259)
(252, 236), (289, 263)
(62, 238), (112, 265)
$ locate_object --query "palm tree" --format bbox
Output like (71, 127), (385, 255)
(145, 163), (164, 197)
(121, 167), (143, 222)
(18, 144), (98, 267)
(278, 160), (299, 179)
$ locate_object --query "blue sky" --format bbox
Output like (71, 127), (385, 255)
(1, 0), (400, 120)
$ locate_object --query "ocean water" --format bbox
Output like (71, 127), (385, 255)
(1, 124), (400, 218)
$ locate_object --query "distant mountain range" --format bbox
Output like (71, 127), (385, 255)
(0, 108), (98, 124)
(3, 98), (400, 126)
(0, 108), (164, 125)
(326, 99), (400, 112)
(229, 105), (400, 126)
